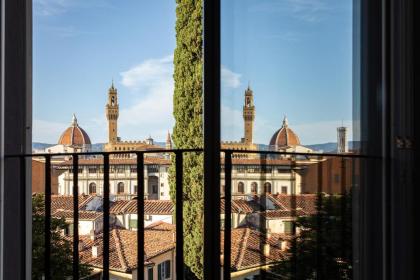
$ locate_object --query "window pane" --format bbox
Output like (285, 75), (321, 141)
(221, 0), (357, 279)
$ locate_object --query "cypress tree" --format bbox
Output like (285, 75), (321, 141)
(170, 0), (203, 279)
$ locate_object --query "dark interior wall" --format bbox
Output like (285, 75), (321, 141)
(0, 0), (32, 279)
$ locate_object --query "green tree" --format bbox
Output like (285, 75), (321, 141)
(270, 193), (353, 280)
(32, 194), (91, 279)
(170, 0), (203, 279)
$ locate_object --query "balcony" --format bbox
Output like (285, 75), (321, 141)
(5, 148), (369, 279)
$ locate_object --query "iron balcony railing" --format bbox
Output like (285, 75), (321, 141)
(5, 148), (373, 280)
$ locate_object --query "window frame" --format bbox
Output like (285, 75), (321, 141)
(0, 0), (417, 279)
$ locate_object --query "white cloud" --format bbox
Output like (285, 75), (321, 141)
(33, 119), (69, 143)
(34, 0), (112, 16)
(34, 0), (74, 16)
(117, 55), (175, 142)
(252, 0), (329, 23)
(221, 66), (241, 89)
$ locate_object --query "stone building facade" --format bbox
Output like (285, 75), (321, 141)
(103, 83), (171, 154)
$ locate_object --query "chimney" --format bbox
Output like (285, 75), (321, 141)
(90, 229), (95, 241)
(92, 245), (101, 258)
(263, 243), (270, 257)
(280, 240), (288, 251)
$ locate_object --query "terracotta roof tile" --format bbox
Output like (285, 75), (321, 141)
(53, 209), (103, 220)
(222, 228), (287, 271)
(221, 199), (260, 214)
(269, 194), (318, 215)
(79, 223), (176, 272)
(51, 195), (94, 213)
(110, 200), (174, 215)
(262, 209), (307, 219)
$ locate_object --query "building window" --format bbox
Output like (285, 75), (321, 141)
(281, 186), (288, 194)
(117, 182), (125, 194)
(116, 165), (125, 173)
(284, 221), (294, 234)
(129, 218), (137, 229)
(251, 182), (258, 193)
(158, 260), (171, 280)
(130, 166), (137, 173)
(152, 185), (158, 194)
(88, 167), (97, 174)
(148, 267), (153, 280)
(237, 182), (245, 194)
(264, 182), (272, 193)
(134, 185), (138, 194)
(89, 182), (97, 194)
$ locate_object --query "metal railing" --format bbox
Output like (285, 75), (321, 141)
(5, 148), (372, 280)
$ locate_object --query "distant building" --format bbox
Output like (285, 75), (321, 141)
(79, 222), (176, 280)
(337, 126), (348, 153)
(221, 86), (258, 157)
(110, 199), (174, 229)
(45, 114), (92, 154)
(57, 157), (171, 200)
(269, 116), (313, 154)
(103, 83), (170, 155)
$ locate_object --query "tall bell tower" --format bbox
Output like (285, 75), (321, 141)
(243, 85), (255, 144)
(106, 82), (119, 143)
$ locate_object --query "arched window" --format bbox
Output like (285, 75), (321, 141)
(117, 182), (125, 194)
(251, 182), (258, 193)
(89, 182), (97, 194)
(264, 182), (272, 193)
(237, 182), (245, 194)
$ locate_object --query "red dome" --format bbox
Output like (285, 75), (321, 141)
(58, 115), (91, 146)
(269, 117), (300, 148)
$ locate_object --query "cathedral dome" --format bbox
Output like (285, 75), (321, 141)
(58, 114), (92, 146)
(269, 116), (300, 148)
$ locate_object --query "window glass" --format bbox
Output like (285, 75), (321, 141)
(148, 267), (153, 280)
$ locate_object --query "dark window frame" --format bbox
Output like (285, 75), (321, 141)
(0, 0), (418, 279)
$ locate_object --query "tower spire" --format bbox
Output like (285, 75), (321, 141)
(243, 86), (255, 144)
(72, 113), (78, 126)
(282, 115), (288, 127)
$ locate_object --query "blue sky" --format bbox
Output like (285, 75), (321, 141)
(33, 0), (352, 145)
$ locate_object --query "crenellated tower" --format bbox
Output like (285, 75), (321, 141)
(106, 82), (119, 143)
(243, 85), (255, 144)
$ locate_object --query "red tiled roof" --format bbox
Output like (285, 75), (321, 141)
(53, 209), (103, 220)
(221, 199), (259, 214)
(51, 195), (94, 213)
(110, 200), (174, 215)
(222, 228), (287, 271)
(269, 118), (301, 148)
(268, 194), (317, 215)
(262, 209), (307, 219)
(58, 122), (91, 146)
(79, 223), (176, 272)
